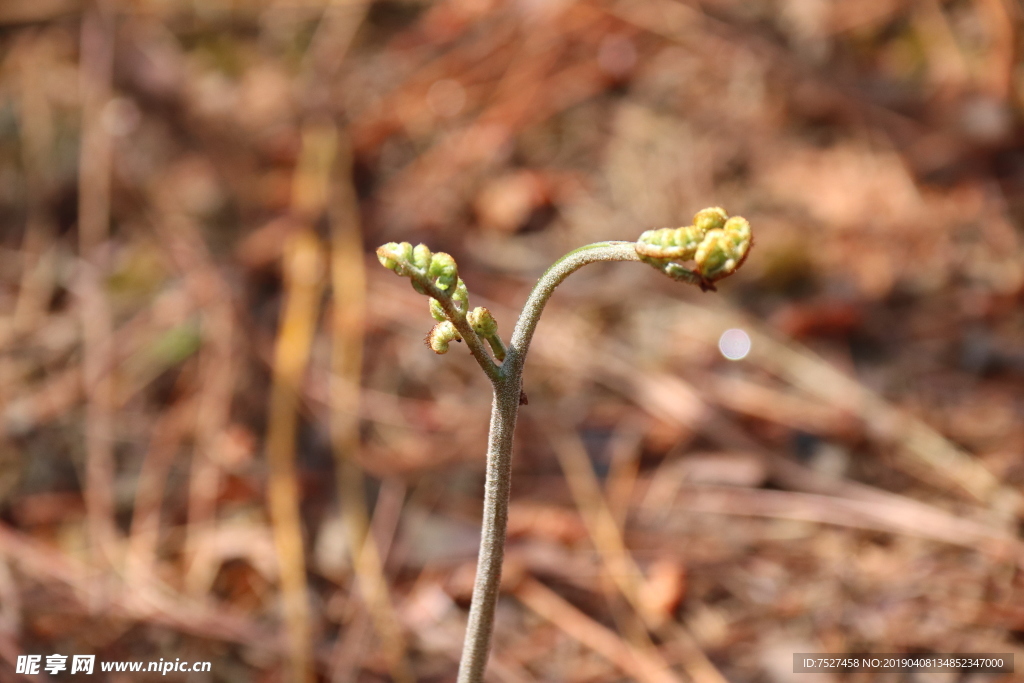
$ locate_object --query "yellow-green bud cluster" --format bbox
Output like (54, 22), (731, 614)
(377, 242), (506, 362)
(377, 242), (463, 296)
(636, 207), (752, 291)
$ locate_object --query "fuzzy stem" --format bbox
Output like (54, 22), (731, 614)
(456, 376), (520, 683)
(456, 241), (641, 683)
(506, 241), (640, 377)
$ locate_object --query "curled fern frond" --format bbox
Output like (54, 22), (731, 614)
(426, 320), (461, 354)
(635, 225), (707, 261)
(693, 206), (729, 233)
(376, 242), (505, 365)
(695, 216), (751, 282)
(428, 252), (458, 291)
(376, 241), (414, 273)
(377, 242), (463, 306)
(636, 207), (752, 291)
(377, 242), (459, 291)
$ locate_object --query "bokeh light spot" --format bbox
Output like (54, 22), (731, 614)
(718, 328), (751, 361)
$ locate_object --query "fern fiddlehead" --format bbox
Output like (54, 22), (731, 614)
(637, 207), (752, 291)
(377, 241), (502, 381)
(375, 208), (752, 683)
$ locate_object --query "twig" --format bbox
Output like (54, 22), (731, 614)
(328, 127), (413, 683)
(668, 300), (1018, 510)
(267, 230), (324, 683)
(638, 482), (1024, 564)
(126, 396), (194, 585)
(77, 0), (118, 571)
(514, 577), (679, 683)
(150, 177), (237, 590)
(538, 418), (729, 683)
(13, 37), (57, 338)
(0, 522), (275, 647)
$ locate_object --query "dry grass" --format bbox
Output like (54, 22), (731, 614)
(0, 0), (1022, 680)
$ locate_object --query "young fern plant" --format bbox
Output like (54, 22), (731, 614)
(377, 207), (752, 683)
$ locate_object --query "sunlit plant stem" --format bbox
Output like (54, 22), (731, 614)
(376, 208), (752, 683)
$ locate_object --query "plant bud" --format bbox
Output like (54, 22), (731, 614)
(723, 215), (751, 245)
(425, 321), (461, 354)
(376, 243), (399, 270)
(429, 252), (459, 290)
(467, 307), (498, 337)
(695, 231), (738, 281)
(696, 215), (752, 282)
(377, 242), (414, 271)
(451, 279), (469, 314)
(412, 244), (432, 270)
(692, 206), (728, 233)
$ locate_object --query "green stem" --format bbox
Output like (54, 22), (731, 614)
(484, 334), (506, 363)
(456, 241), (641, 683)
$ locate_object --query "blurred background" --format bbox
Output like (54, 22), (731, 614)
(0, 0), (1023, 680)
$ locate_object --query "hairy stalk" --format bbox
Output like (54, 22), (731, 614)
(378, 209), (752, 683)
(457, 241), (640, 683)
(506, 241), (640, 377)
(456, 376), (520, 682)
